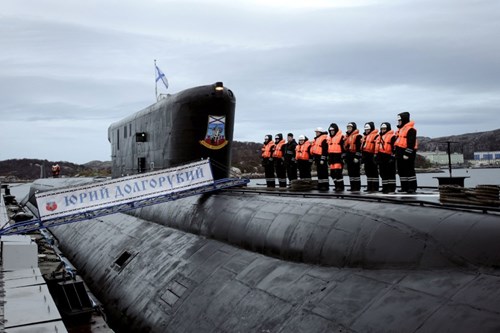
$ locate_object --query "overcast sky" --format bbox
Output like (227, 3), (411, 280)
(1, 0), (499, 164)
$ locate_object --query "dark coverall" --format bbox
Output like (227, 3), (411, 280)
(273, 136), (287, 188)
(285, 139), (298, 182)
(344, 129), (362, 191)
(312, 132), (329, 191)
(327, 124), (345, 191)
(376, 124), (397, 193)
(362, 123), (380, 192)
(395, 113), (418, 193)
(296, 138), (312, 180)
(261, 136), (276, 187)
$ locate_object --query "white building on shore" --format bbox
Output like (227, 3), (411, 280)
(472, 151), (500, 166)
(419, 151), (464, 165)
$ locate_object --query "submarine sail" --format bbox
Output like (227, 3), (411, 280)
(108, 82), (235, 180)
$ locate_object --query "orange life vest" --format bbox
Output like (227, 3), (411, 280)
(376, 130), (395, 154)
(362, 129), (379, 154)
(394, 121), (418, 150)
(51, 164), (60, 176)
(327, 131), (343, 153)
(344, 129), (360, 153)
(272, 140), (285, 158)
(295, 141), (311, 160)
(261, 141), (275, 158)
(310, 134), (328, 156)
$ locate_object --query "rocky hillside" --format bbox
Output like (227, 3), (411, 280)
(235, 129), (500, 173)
(0, 159), (111, 181)
(417, 129), (500, 159)
(231, 141), (263, 174)
(1, 129), (498, 180)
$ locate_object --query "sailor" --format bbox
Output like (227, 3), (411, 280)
(327, 123), (345, 191)
(261, 134), (276, 188)
(272, 133), (287, 188)
(51, 164), (61, 178)
(361, 122), (380, 192)
(295, 135), (312, 180)
(375, 122), (397, 193)
(394, 112), (418, 193)
(310, 127), (329, 191)
(284, 133), (298, 183)
(343, 122), (362, 191)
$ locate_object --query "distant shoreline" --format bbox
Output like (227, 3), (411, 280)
(470, 165), (500, 169)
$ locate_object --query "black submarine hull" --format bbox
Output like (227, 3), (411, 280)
(28, 178), (500, 332)
(108, 83), (235, 180)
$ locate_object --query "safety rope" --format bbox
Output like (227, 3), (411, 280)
(208, 158), (242, 178)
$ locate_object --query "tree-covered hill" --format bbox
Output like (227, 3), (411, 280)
(0, 159), (111, 181)
(1, 128), (498, 180)
(417, 129), (500, 159)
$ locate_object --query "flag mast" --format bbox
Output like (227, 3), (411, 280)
(154, 59), (158, 101)
(154, 60), (169, 102)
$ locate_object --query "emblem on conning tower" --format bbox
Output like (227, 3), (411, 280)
(200, 115), (228, 150)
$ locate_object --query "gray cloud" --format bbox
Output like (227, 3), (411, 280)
(1, 0), (499, 163)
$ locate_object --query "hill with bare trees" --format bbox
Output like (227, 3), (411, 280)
(1, 129), (498, 181)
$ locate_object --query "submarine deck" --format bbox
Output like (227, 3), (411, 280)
(11, 178), (500, 332)
(224, 186), (500, 215)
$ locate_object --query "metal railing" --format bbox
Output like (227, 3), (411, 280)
(0, 177), (249, 236)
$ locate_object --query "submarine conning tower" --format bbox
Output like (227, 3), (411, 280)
(108, 82), (235, 180)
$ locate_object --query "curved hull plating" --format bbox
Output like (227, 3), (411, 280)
(44, 188), (500, 333)
(30, 80), (500, 332)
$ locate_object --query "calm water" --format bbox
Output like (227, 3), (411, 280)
(249, 168), (500, 188)
(416, 168), (499, 187)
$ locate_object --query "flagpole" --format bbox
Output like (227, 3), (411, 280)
(154, 59), (158, 101)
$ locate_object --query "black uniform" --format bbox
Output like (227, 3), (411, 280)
(273, 133), (287, 188)
(327, 123), (345, 191)
(261, 134), (275, 188)
(296, 136), (312, 180)
(395, 112), (418, 193)
(284, 133), (298, 182)
(376, 122), (397, 193)
(312, 129), (329, 191)
(362, 122), (380, 192)
(344, 122), (362, 191)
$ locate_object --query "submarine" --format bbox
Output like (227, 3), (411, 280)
(24, 82), (500, 332)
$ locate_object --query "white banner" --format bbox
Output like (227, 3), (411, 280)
(36, 160), (213, 221)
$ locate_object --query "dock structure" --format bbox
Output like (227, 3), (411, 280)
(0, 184), (113, 333)
(0, 186), (68, 332)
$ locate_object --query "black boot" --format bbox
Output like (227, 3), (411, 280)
(350, 181), (361, 192)
(398, 181), (408, 193)
(318, 183), (329, 191)
(335, 179), (344, 192)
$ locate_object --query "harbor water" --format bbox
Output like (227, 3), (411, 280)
(249, 168), (500, 188)
(415, 168), (499, 187)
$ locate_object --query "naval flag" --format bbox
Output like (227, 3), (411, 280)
(155, 64), (169, 90)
